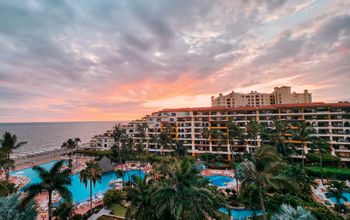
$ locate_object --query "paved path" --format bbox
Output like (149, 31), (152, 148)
(88, 208), (112, 220)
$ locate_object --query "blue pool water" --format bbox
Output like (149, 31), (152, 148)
(206, 175), (234, 187)
(11, 160), (145, 203)
(219, 207), (263, 220)
(327, 191), (350, 204)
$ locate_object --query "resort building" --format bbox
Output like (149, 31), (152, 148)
(211, 86), (312, 107)
(90, 130), (114, 149)
(119, 102), (350, 160)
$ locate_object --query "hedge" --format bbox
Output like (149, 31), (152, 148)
(306, 153), (341, 166)
(305, 166), (350, 180)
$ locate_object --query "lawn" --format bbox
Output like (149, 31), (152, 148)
(110, 204), (127, 217)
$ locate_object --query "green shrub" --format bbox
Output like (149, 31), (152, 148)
(305, 166), (350, 181)
(103, 189), (123, 207)
(306, 153), (341, 166)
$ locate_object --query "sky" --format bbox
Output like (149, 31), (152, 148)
(0, 0), (350, 123)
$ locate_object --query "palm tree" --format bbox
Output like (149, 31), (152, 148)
(125, 175), (157, 220)
(246, 120), (261, 160)
(172, 140), (187, 157)
(271, 204), (316, 220)
(21, 160), (72, 220)
(327, 181), (350, 213)
(201, 127), (211, 163)
(310, 136), (331, 184)
(227, 120), (245, 164)
(136, 122), (148, 175)
(111, 124), (126, 188)
(0, 193), (38, 220)
(52, 201), (75, 220)
(0, 132), (27, 182)
(61, 137), (81, 158)
(153, 159), (229, 219)
(79, 160), (102, 214)
(210, 129), (226, 159)
(240, 146), (295, 220)
(292, 122), (315, 170)
(158, 125), (172, 155)
(272, 120), (287, 157)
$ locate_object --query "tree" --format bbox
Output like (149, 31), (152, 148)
(271, 204), (316, 220)
(62, 138), (81, 159)
(240, 146), (295, 220)
(0, 132), (27, 182)
(227, 120), (245, 164)
(153, 159), (229, 219)
(103, 189), (123, 207)
(210, 129), (226, 159)
(52, 201), (75, 220)
(158, 125), (172, 155)
(310, 136), (331, 184)
(172, 140), (187, 157)
(79, 160), (102, 215)
(0, 193), (38, 220)
(327, 181), (350, 213)
(125, 175), (157, 220)
(246, 120), (261, 160)
(21, 160), (72, 220)
(201, 128), (211, 163)
(292, 122), (315, 170)
(111, 124), (126, 188)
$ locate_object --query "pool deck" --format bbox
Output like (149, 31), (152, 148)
(201, 168), (234, 177)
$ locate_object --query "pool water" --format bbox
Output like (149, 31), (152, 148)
(219, 207), (263, 220)
(11, 160), (145, 203)
(327, 191), (350, 204)
(206, 175), (234, 187)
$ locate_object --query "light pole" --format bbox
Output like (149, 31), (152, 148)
(40, 212), (47, 220)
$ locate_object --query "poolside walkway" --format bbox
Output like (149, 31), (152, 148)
(201, 168), (234, 177)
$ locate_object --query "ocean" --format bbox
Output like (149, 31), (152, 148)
(0, 121), (123, 156)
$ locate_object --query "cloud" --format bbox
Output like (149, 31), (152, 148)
(0, 0), (349, 122)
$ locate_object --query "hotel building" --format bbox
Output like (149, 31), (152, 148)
(119, 102), (350, 160)
(211, 86), (312, 107)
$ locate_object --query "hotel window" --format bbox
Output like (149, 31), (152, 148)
(185, 112), (190, 116)
(171, 113), (176, 116)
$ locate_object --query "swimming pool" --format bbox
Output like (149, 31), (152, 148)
(206, 175), (234, 187)
(219, 207), (263, 220)
(11, 160), (145, 203)
(327, 191), (350, 204)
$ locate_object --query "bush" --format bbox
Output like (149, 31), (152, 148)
(306, 153), (341, 166)
(305, 166), (350, 181)
(103, 189), (123, 207)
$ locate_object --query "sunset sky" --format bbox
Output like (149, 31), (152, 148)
(1, 0), (350, 122)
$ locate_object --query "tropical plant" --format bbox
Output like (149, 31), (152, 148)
(240, 146), (295, 220)
(125, 175), (157, 220)
(158, 125), (172, 155)
(0, 132), (27, 182)
(103, 188), (123, 207)
(227, 120), (245, 164)
(62, 137), (81, 156)
(271, 204), (316, 220)
(21, 160), (72, 220)
(201, 127), (211, 162)
(327, 180), (350, 213)
(79, 160), (102, 215)
(52, 201), (75, 220)
(210, 129), (226, 159)
(172, 140), (187, 157)
(309, 136), (331, 184)
(111, 124), (126, 188)
(0, 193), (38, 220)
(153, 159), (229, 219)
(292, 122), (315, 170)
(246, 120), (261, 160)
